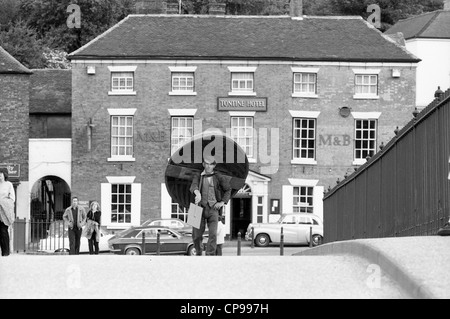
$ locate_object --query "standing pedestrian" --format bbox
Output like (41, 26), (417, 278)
(0, 168), (15, 257)
(63, 197), (87, 255)
(86, 201), (101, 255)
(190, 155), (231, 256)
(216, 215), (226, 256)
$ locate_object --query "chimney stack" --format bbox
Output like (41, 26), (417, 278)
(445, 0), (450, 10)
(209, 1), (226, 15)
(166, 1), (180, 14)
(135, 0), (165, 14)
(290, 0), (303, 18)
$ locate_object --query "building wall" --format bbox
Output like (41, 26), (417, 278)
(406, 39), (450, 108)
(71, 60), (416, 229)
(0, 74), (30, 219)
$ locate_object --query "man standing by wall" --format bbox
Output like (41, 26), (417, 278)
(63, 197), (86, 255)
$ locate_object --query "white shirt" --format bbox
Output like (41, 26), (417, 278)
(0, 181), (15, 202)
(216, 221), (226, 245)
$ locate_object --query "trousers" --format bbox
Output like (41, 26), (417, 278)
(0, 221), (10, 256)
(88, 231), (99, 255)
(192, 205), (218, 256)
(68, 227), (82, 255)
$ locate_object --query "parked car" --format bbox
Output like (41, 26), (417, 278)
(245, 213), (324, 247)
(141, 218), (193, 235)
(141, 217), (209, 237)
(38, 221), (114, 254)
(108, 226), (201, 256)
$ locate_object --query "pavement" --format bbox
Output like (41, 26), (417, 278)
(0, 236), (448, 299)
(294, 236), (450, 299)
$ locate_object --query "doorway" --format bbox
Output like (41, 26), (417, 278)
(231, 197), (252, 239)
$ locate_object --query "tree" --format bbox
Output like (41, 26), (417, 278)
(17, 0), (135, 53)
(0, 20), (46, 69)
(0, 0), (20, 31)
(328, 0), (444, 31)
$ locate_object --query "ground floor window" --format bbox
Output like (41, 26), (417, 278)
(101, 177), (141, 228)
(171, 199), (188, 222)
(293, 186), (314, 213)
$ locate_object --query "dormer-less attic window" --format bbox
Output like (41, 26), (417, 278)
(228, 66), (257, 96)
(353, 69), (380, 100)
(108, 66), (137, 96)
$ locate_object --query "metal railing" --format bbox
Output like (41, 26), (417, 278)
(12, 218), (69, 254)
(323, 88), (450, 243)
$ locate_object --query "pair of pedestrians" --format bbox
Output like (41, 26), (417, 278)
(63, 198), (102, 255)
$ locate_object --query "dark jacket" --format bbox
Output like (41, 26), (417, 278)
(87, 210), (101, 226)
(190, 171), (232, 205)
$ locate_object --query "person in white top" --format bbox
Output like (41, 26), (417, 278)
(0, 168), (15, 257)
(215, 215), (226, 256)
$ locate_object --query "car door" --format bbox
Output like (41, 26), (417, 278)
(139, 229), (158, 254)
(158, 229), (186, 254)
(280, 215), (299, 243)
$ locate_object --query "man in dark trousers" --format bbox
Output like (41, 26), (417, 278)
(190, 155), (231, 256)
(63, 197), (87, 255)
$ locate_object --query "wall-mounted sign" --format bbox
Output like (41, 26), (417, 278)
(0, 164), (20, 179)
(218, 97), (267, 112)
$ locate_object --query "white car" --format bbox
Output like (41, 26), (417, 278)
(245, 213), (324, 247)
(38, 221), (114, 254)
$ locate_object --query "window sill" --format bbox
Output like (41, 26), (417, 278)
(291, 159), (317, 165)
(353, 94), (379, 100)
(108, 91), (137, 96)
(228, 92), (257, 97)
(107, 157), (136, 162)
(352, 159), (367, 166)
(292, 93), (318, 99)
(248, 158), (257, 163)
(169, 91), (197, 96)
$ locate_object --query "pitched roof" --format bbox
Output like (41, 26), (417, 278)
(29, 69), (72, 114)
(385, 10), (450, 40)
(69, 15), (419, 63)
(0, 46), (32, 74)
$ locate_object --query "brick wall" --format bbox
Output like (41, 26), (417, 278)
(71, 62), (416, 220)
(0, 74), (30, 180)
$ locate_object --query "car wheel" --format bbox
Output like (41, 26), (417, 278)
(255, 233), (270, 247)
(187, 245), (196, 256)
(311, 235), (323, 247)
(125, 248), (141, 255)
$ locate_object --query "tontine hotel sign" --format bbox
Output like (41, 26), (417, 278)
(217, 97), (268, 112)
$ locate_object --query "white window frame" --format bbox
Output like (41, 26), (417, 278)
(353, 69), (380, 99)
(107, 109), (137, 162)
(352, 112), (381, 165)
(171, 116), (194, 155)
(291, 67), (319, 98)
(282, 179), (324, 220)
(169, 66), (197, 96)
(230, 116), (255, 159)
(293, 118), (317, 163)
(101, 176), (141, 229)
(171, 200), (188, 223)
(289, 111), (320, 165)
(228, 66), (257, 96)
(108, 66), (137, 96)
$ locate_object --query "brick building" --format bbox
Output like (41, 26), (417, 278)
(0, 46), (31, 220)
(68, 10), (419, 237)
(29, 70), (72, 222)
